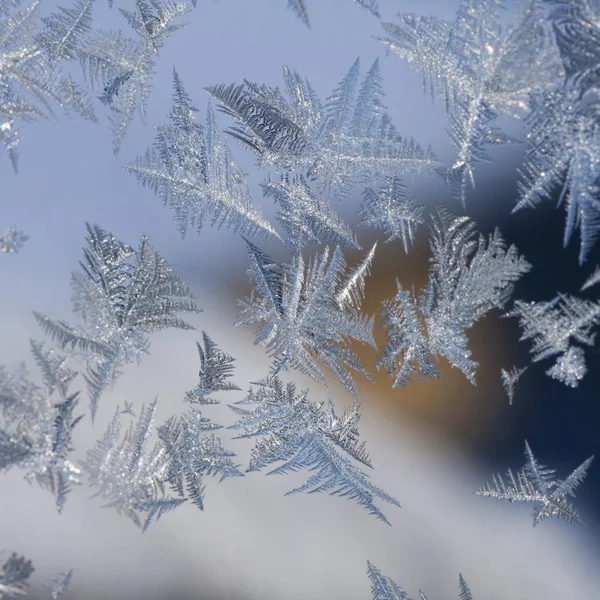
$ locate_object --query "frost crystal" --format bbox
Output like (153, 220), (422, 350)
(261, 173), (359, 250)
(34, 223), (201, 420)
(229, 376), (400, 524)
(237, 240), (377, 399)
(358, 175), (424, 251)
(184, 332), (241, 405)
(379, 0), (562, 205)
(78, 30), (154, 152)
(82, 399), (186, 531)
(477, 441), (594, 525)
(119, 0), (190, 55)
(48, 569), (73, 599)
(508, 293), (600, 387)
(0, 342), (82, 512)
(0, 552), (34, 598)
(127, 70), (279, 241)
(157, 409), (243, 511)
(500, 365), (527, 405)
(366, 562), (474, 600)
(206, 59), (436, 201)
(0, 227), (28, 254)
(377, 210), (530, 385)
(286, 0), (379, 28)
(513, 90), (600, 263)
(545, 0), (600, 96)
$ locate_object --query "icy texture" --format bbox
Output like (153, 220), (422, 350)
(513, 90), (600, 263)
(127, 70), (279, 241)
(358, 175), (424, 251)
(184, 331), (242, 405)
(366, 562), (474, 600)
(206, 59), (436, 201)
(509, 293), (600, 387)
(500, 365), (527, 405)
(477, 441), (594, 525)
(82, 399), (186, 531)
(0, 226), (28, 254)
(229, 376), (400, 524)
(0, 342), (82, 512)
(379, 0), (562, 205)
(237, 239), (377, 399)
(377, 209), (530, 385)
(34, 224), (201, 420)
(0, 552), (34, 598)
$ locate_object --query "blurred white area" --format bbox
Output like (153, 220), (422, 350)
(1, 295), (599, 600)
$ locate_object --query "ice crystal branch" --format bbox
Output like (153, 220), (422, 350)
(237, 240), (377, 399)
(0, 552), (34, 598)
(48, 569), (73, 599)
(500, 365), (527, 405)
(477, 441), (594, 525)
(262, 173), (359, 250)
(184, 332), (242, 405)
(379, 0), (562, 205)
(0, 342), (82, 512)
(78, 29), (154, 152)
(119, 0), (190, 55)
(157, 408), (243, 510)
(229, 376), (400, 524)
(545, 0), (600, 96)
(126, 70), (279, 241)
(82, 399), (186, 531)
(286, 0), (379, 28)
(508, 293), (600, 387)
(0, 227), (28, 254)
(206, 59), (436, 201)
(366, 562), (474, 600)
(377, 209), (530, 385)
(34, 223), (201, 421)
(358, 175), (424, 251)
(513, 90), (600, 263)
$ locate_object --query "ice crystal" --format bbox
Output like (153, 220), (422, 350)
(513, 90), (600, 263)
(36, 0), (93, 63)
(545, 0), (600, 96)
(0, 342), (82, 512)
(261, 173), (359, 250)
(377, 209), (530, 385)
(0, 552), (34, 598)
(78, 29), (154, 152)
(206, 59), (436, 201)
(0, 0), (61, 169)
(127, 70), (279, 241)
(366, 562), (408, 600)
(48, 569), (72, 599)
(58, 74), (97, 122)
(0, 227), (28, 254)
(508, 293), (600, 387)
(229, 376), (400, 524)
(366, 562), (474, 600)
(582, 265), (600, 291)
(500, 365), (527, 405)
(157, 409), (243, 510)
(286, 0), (379, 28)
(34, 223), (201, 420)
(358, 175), (424, 251)
(379, 0), (562, 205)
(477, 441), (594, 525)
(237, 240), (377, 399)
(119, 0), (190, 55)
(184, 332), (241, 405)
(82, 399), (186, 531)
